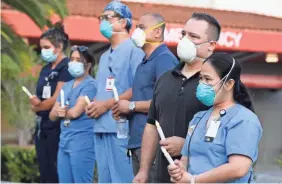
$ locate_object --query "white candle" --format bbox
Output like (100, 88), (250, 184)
(22, 86), (33, 98)
(161, 147), (175, 165)
(60, 90), (65, 107)
(112, 86), (119, 102)
(156, 120), (166, 140)
(155, 120), (175, 165)
(84, 95), (91, 105)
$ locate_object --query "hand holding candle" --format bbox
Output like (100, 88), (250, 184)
(155, 120), (175, 165)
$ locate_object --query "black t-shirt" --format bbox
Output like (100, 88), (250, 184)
(147, 62), (209, 182)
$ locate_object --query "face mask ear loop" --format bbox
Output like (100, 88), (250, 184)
(213, 58), (236, 94)
(144, 22), (165, 34)
(111, 19), (128, 35)
(141, 22), (166, 45)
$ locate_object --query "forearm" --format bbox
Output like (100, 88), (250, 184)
(119, 88), (132, 100)
(66, 108), (83, 119)
(38, 97), (56, 111)
(195, 163), (245, 183)
(49, 106), (59, 122)
(135, 100), (151, 113)
(140, 124), (159, 172)
(106, 88), (133, 110)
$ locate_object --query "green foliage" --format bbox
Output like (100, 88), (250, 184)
(3, 0), (68, 29)
(1, 22), (38, 141)
(1, 0), (69, 145)
(1, 146), (99, 183)
(276, 153), (282, 168)
(1, 75), (37, 129)
(1, 146), (40, 183)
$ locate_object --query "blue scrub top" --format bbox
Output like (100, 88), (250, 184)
(57, 75), (97, 152)
(181, 104), (263, 183)
(128, 44), (178, 149)
(94, 39), (145, 133)
(36, 58), (73, 128)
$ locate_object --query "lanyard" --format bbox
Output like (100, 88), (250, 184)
(187, 113), (206, 168)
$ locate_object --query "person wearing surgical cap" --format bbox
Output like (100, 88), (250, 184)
(85, 1), (145, 183)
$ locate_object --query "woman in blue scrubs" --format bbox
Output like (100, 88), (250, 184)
(168, 53), (263, 183)
(29, 22), (73, 183)
(49, 45), (96, 183)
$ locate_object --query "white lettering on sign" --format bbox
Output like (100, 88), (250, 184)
(218, 32), (243, 48)
(164, 27), (243, 48)
(164, 28), (183, 43)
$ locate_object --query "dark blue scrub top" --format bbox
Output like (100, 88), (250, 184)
(36, 57), (73, 128)
(128, 44), (179, 149)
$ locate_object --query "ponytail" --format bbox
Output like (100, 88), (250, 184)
(234, 80), (255, 112)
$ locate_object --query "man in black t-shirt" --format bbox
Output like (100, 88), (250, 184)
(133, 13), (222, 183)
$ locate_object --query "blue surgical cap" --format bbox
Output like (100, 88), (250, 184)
(104, 1), (132, 29)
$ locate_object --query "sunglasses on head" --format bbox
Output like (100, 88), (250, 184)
(71, 45), (88, 52)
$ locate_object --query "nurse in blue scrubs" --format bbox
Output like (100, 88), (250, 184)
(49, 46), (96, 183)
(29, 22), (73, 183)
(85, 1), (144, 183)
(168, 53), (263, 183)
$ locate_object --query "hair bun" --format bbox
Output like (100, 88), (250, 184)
(54, 21), (65, 33)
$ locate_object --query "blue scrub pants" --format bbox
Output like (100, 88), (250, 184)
(95, 133), (133, 183)
(57, 148), (95, 183)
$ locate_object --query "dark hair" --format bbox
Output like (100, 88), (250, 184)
(70, 46), (95, 74)
(40, 21), (69, 51)
(114, 12), (131, 33)
(191, 13), (221, 41)
(145, 13), (166, 40)
(204, 53), (254, 112)
(125, 21), (131, 33)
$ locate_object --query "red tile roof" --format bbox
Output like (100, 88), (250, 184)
(66, 0), (282, 32)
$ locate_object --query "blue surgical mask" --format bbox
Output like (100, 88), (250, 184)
(196, 58), (236, 106)
(196, 82), (217, 106)
(100, 20), (114, 39)
(41, 48), (57, 63)
(100, 20), (125, 39)
(68, 61), (85, 78)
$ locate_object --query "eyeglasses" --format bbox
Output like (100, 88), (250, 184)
(98, 13), (121, 21)
(71, 45), (88, 52)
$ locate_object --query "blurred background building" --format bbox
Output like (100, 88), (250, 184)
(1, 0), (282, 181)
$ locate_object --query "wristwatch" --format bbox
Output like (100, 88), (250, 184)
(128, 101), (136, 112)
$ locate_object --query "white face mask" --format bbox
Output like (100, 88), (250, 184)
(131, 22), (165, 48)
(131, 28), (146, 47)
(177, 37), (210, 63)
(177, 36), (197, 63)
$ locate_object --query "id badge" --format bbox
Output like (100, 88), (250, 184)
(63, 119), (71, 127)
(205, 120), (220, 142)
(42, 84), (51, 99)
(106, 77), (115, 91)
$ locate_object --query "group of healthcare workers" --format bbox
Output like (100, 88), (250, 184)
(28, 0), (262, 183)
